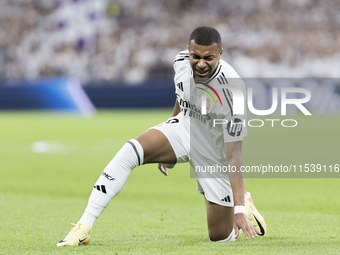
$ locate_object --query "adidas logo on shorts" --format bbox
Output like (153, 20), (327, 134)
(221, 195), (231, 202)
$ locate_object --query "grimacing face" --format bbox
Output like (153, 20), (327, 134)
(188, 40), (223, 80)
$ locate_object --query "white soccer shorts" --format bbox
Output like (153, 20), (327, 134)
(150, 113), (233, 207)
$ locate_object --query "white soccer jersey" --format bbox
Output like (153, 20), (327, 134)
(151, 50), (248, 206)
(173, 50), (247, 174)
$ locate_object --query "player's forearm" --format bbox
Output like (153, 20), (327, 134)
(229, 168), (245, 206)
(225, 141), (245, 206)
(172, 99), (181, 117)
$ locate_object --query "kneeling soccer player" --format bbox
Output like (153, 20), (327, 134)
(57, 26), (267, 246)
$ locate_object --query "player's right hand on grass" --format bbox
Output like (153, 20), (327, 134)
(234, 213), (261, 239)
(158, 163), (168, 176)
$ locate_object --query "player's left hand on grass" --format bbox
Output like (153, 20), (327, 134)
(234, 213), (261, 240)
(158, 163), (168, 176)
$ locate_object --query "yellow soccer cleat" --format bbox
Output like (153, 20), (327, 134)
(244, 191), (267, 237)
(57, 222), (92, 247)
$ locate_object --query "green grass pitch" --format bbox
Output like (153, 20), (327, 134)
(0, 110), (339, 254)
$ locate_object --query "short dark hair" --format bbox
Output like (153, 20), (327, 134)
(189, 26), (222, 49)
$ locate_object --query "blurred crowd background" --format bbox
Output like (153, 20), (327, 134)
(1, 0), (340, 85)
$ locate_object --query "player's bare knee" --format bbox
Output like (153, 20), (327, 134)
(208, 228), (228, 242)
(209, 232), (228, 242)
(209, 228), (235, 242)
(136, 129), (176, 164)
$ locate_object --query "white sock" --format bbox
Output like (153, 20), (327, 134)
(210, 228), (236, 242)
(79, 139), (143, 227)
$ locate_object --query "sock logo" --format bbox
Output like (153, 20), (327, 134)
(101, 172), (116, 181)
(94, 185), (107, 194)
